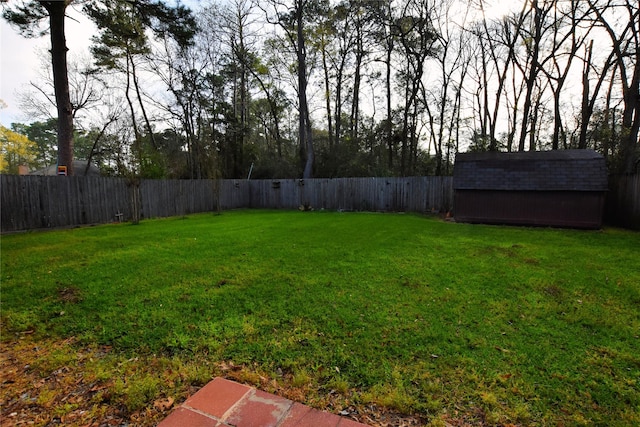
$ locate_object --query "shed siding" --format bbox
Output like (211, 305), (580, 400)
(454, 190), (606, 228)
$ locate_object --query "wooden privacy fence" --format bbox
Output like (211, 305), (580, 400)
(248, 176), (453, 212)
(1, 175), (453, 232)
(606, 174), (640, 230)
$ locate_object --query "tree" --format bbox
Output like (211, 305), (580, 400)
(11, 119), (58, 168)
(262, 0), (317, 178)
(347, 0), (372, 143)
(471, 0), (528, 151)
(395, 0), (438, 175)
(424, 0), (472, 175)
(512, 0), (548, 151)
(0, 126), (38, 173)
(16, 52), (105, 127)
(587, 0), (640, 174)
(578, 39), (616, 151)
(3, 0), (75, 174)
(148, 0), (230, 179)
(221, 0), (256, 178)
(542, 0), (588, 150)
(84, 0), (196, 177)
(375, 0), (397, 169)
(312, 1), (338, 151)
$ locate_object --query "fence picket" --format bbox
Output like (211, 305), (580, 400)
(606, 174), (640, 230)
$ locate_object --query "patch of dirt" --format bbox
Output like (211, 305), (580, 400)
(57, 285), (82, 303)
(544, 284), (564, 299)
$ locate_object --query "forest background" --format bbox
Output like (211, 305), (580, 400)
(1, 0), (638, 180)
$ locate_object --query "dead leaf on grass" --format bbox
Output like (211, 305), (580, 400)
(153, 396), (174, 412)
(219, 361), (241, 371)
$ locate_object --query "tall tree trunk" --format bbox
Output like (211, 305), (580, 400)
(334, 59), (344, 147)
(620, 51), (640, 172)
(506, 66), (524, 152)
(320, 32), (333, 148)
(237, 20), (248, 178)
(579, 40), (594, 150)
(400, 66), (411, 175)
(529, 91), (539, 151)
(551, 89), (563, 150)
(602, 69), (617, 161)
(478, 39), (491, 145)
(445, 87), (462, 174)
(296, 2), (314, 179)
(43, 1), (74, 175)
(517, 0), (542, 151)
(436, 42), (449, 175)
(579, 43), (615, 150)
(547, 1), (583, 150)
(130, 56), (158, 152)
(386, 41), (393, 170)
(351, 23), (363, 141)
(383, 1), (394, 170)
(124, 52), (143, 171)
(518, 67), (538, 151)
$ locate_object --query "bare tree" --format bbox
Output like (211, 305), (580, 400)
(578, 39), (616, 150)
(512, 0), (548, 151)
(587, 0), (640, 173)
(17, 52), (101, 123)
(395, 0), (437, 175)
(537, 0), (589, 150)
(425, 0), (472, 174)
(261, 0), (316, 178)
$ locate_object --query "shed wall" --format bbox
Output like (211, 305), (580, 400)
(454, 190), (606, 229)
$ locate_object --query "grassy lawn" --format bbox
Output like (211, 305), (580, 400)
(1, 210), (639, 426)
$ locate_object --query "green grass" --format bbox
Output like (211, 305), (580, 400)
(2, 210), (639, 425)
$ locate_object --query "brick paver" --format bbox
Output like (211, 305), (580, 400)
(157, 377), (369, 427)
(183, 377), (251, 418)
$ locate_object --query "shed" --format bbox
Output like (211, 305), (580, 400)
(453, 149), (608, 228)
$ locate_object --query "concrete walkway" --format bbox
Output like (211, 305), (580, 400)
(158, 377), (369, 427)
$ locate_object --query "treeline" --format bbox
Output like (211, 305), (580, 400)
(3, 0), (639, 179)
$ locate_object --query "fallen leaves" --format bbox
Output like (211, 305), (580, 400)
(153, 397), (175, 412)
(1, 336), (500, 427)
(0, 337), (180, 427)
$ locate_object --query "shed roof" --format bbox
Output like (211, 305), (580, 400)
(453, 149), (608, 191)
(30, 160), (101, 177)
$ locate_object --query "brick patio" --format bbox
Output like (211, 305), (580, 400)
(157, 377), (369, 427)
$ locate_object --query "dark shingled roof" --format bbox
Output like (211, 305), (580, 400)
(30, 160), (101, 177)
(453, 149), (608, 192)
